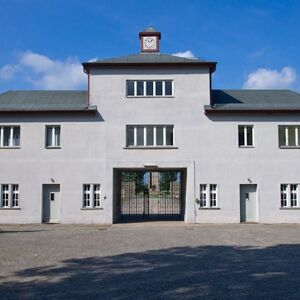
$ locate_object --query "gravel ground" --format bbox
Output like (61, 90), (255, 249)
(1, 222), (300, 299)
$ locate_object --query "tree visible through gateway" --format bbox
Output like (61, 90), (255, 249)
(120, 170), (182, 219)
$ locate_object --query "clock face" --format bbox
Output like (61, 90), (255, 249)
(143, 36), (157, 50)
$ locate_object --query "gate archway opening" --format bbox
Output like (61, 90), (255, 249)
(115, 169), (185, 221)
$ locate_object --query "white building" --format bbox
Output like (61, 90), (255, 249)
(1, 27), (300, 224)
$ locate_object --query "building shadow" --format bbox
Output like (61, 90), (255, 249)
(1, 244), (300, 299)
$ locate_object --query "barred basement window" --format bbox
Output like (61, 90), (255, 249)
(280, 184), (299, 208)
(279, 125), (300, 147)
(126, 125), (174, 147)
(199, 184), (218, 208)
(46, 125), (61, 148)
(0, 126), (20, 148)
(126, 80), (174, 97)
(238, 125), (254, 147)
(83, 184), (101, 208)
(0, 184), (19, 208)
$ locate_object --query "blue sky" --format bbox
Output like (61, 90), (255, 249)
(0, 0), (300, 92)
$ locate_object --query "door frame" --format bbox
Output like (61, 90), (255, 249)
(239, 184), (259, 223)
(42, 184), (61, 223)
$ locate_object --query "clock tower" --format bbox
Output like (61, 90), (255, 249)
(139, 26), (161, 53)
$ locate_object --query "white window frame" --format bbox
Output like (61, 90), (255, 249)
(45, 125), (61, 148)
(126, 80), (174, 97)
(0, 184), (19, 209)
(93, 184), (101, 208)
(199, 184), (218, 208)
(0, 126), (20, 148)
(280, 184), (300, 208)
(126, 125), (174, 148)
(238, 125), (254, 147)
(82, 184), (101, 209)
(279, 125), (300, 148)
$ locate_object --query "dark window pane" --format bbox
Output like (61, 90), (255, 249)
(278, 126), (285, 147)
(127, 81), (134, 96)
(238, 126), (244, 146)
(137, 127), (144, 146)
(247, 126), (253, 146)
(3, 127), (10, 146)
(156, 126), (163, 145)
(46, 127), (52, 147)
(146, 81), (153, 96)
(13, 127), (20, 146)
(289, 126), (296, 146)
(146, 127), (154, 145)
(156, 81), (163, 96)
(165, 81), (173, 96)
(54, 126), (60, 146)
(166, 126), (173, 145)
(126, 126), (134, 146)
(137, 81), (144, 96)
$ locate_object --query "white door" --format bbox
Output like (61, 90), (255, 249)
(42, 184), (60, 223)
(240, 184), (257, 222)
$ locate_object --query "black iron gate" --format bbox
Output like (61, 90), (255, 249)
(119, 170), (182, 219)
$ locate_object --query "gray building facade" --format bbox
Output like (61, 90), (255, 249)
(1, 27), (300, 224)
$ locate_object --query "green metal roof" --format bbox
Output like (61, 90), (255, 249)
(205, 89), (300, 112)
(0, 90), (96, 112)
(1, 89), (300, 113)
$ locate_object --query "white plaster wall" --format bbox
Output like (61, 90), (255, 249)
(1, 65), (300, 224)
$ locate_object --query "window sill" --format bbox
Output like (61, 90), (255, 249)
(0, 146), (21, 149)
(45, 146), (61, 149)
(124, 146), (178, 150)
(126, 96), (175, 99)
(279, 146), (300, 149)
(0, 207), (21, 210)
(199, 207), (221, 210)
(280, 207), (300, 210)
(81, 208), (103, 210)
(239, 146), (255, 149)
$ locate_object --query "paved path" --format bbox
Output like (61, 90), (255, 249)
(1, 223), (300, 299)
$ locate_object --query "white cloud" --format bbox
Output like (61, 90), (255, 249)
(0, 51), (86, 90)
(0, 64), (20, 80)
(20, 52), (55, 73)
(243, 67), (296, 89)
(172, 50), (196, 59)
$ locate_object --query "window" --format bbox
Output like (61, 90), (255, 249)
(0, 126), (20, 148)
(279, 125), (300, 147)
(238, 125), (254, 147)
(126, 80), (174, 97)
(0, 184), (19, 208)
(46, 126), (61, 148)
(199, 184), (218, 208)
(126, 125), (174, 147)
(82, 184), (101, 208)
(281, 184), (299, 208)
